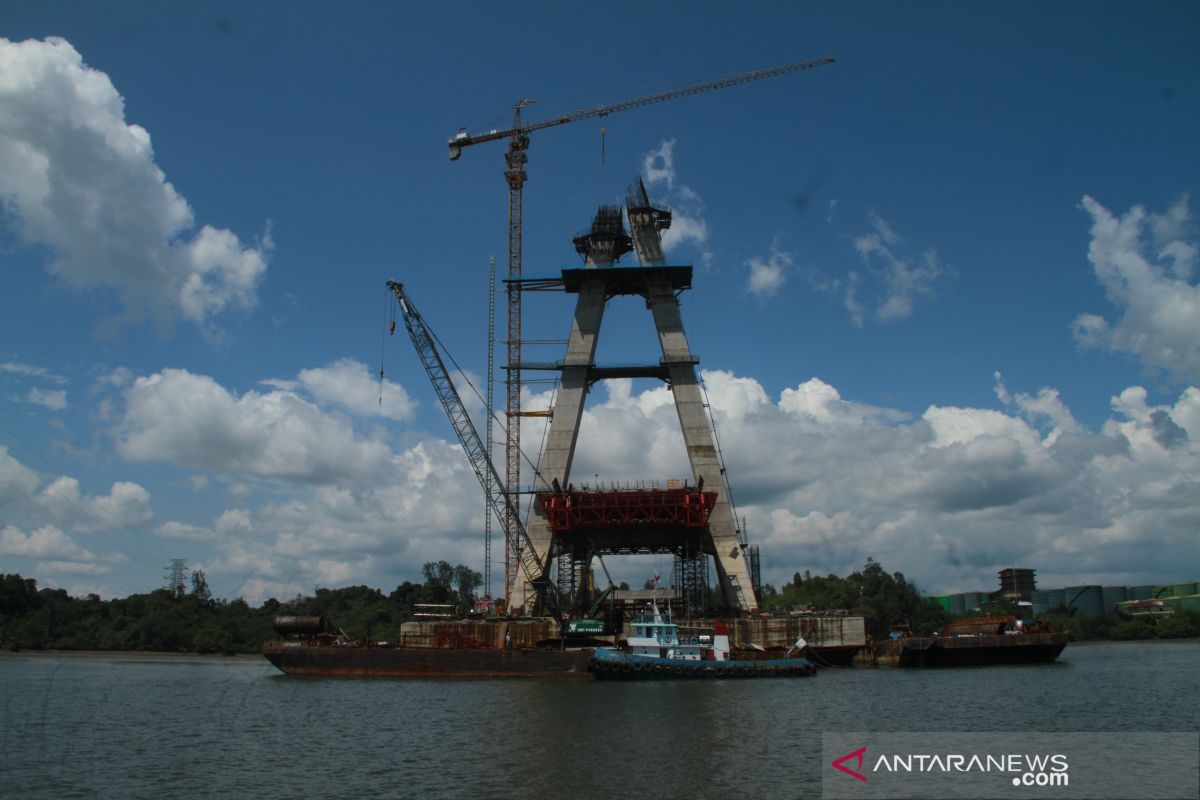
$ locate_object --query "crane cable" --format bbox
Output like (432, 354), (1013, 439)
(383, 289), (550, 484)
(380, 289), (396, 407)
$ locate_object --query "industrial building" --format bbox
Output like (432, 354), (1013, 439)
(925, 568), (1200, 619)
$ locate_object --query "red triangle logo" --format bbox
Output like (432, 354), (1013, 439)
(832, 746), (868, 782)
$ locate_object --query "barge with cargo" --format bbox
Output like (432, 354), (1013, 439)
(262, 612), (865, 678)
(874, 616), (1070, 668)
(262, 640), (593, 678)
(262, 615), (591, 678)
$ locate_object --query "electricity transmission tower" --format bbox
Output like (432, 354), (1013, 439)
(165, 558), (188, 598)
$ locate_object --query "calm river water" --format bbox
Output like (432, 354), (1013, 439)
(2, 641), (1197, 799)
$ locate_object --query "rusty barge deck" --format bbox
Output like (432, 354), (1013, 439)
(875, 632), (1070, 667)
(263, 613), (870, 677)
(262, 642), (592, 678)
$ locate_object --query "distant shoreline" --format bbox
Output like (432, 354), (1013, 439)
(0, 649), (262, 663)
(3, 639), (1195, 664)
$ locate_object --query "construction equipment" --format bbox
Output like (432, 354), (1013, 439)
(565, 554), (622, 638)
(484, 257), (495, 602)
(448, 54), (835, 608)
(447, 55), (835, 160)
(386, 280), (560, 619)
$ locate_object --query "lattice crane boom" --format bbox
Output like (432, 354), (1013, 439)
(386, 280), (558, 616)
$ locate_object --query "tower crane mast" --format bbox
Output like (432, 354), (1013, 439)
(449, 54), (834, 606)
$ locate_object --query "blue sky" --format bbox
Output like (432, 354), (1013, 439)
(2, 2), (1198, 602)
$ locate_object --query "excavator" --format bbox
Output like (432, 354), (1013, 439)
(564, 554), (623, 640)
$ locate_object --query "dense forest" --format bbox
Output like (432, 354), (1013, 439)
(759, 558), (952, 635)
(0, 561), (482, 654)
(3, 558), (1195, 653)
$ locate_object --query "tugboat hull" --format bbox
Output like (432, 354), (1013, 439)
(588, 649), (816, 680)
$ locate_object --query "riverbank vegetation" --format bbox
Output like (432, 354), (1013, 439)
(0, 562), (481, 654)
(1035, 606), (1200, 641)
(761, 558), (952, 636)
(4, 559), (1196, 653)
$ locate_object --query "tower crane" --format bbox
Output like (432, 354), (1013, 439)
(386, 280), (560, 618)
(448, 53), (835, 605)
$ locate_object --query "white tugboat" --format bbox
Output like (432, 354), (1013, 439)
(588, 603), (816, 680)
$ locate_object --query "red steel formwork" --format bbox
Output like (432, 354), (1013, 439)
(538, 487), (717, 533)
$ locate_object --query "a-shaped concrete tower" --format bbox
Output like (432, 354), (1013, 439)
(510, 180), (758, 615)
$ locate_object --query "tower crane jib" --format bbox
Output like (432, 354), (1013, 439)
(447, 54), (835, 158)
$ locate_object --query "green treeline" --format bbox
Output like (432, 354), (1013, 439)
(4, 558), (1196, 653)
(1036, 606), (1200, 641)
(760, 558), (952, 636)
(0, 561), (481, 654)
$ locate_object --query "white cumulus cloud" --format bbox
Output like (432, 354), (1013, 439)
(156, 520), (214, 540)
(215, 508), (253, 535)
(847, 210), (946, 326)
(116, 368), (395, 484)
(24, 387), (67, 410)
(148, 435), (485, 602)
(0, 445), (153, 535)
(112, 365), (489, 599)
(745, 242), (792, 301)
(1073, 195), (1200, 383)
(1, 361), (66, 384)
(0, 37), (269, 329)
(0, 524), (94, 560)
(564, 370), (1199, 593)
(643, 139), (678, 190)
(0, 445), (41, 504)
(37, 560), (111, 576)
(36, 476), (152, 532)
(994, 372), (1082, 445)
(642, 139), (710, 258)
(266, 358), (416, 421)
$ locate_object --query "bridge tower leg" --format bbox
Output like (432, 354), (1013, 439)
(510, 190), (759, 614)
